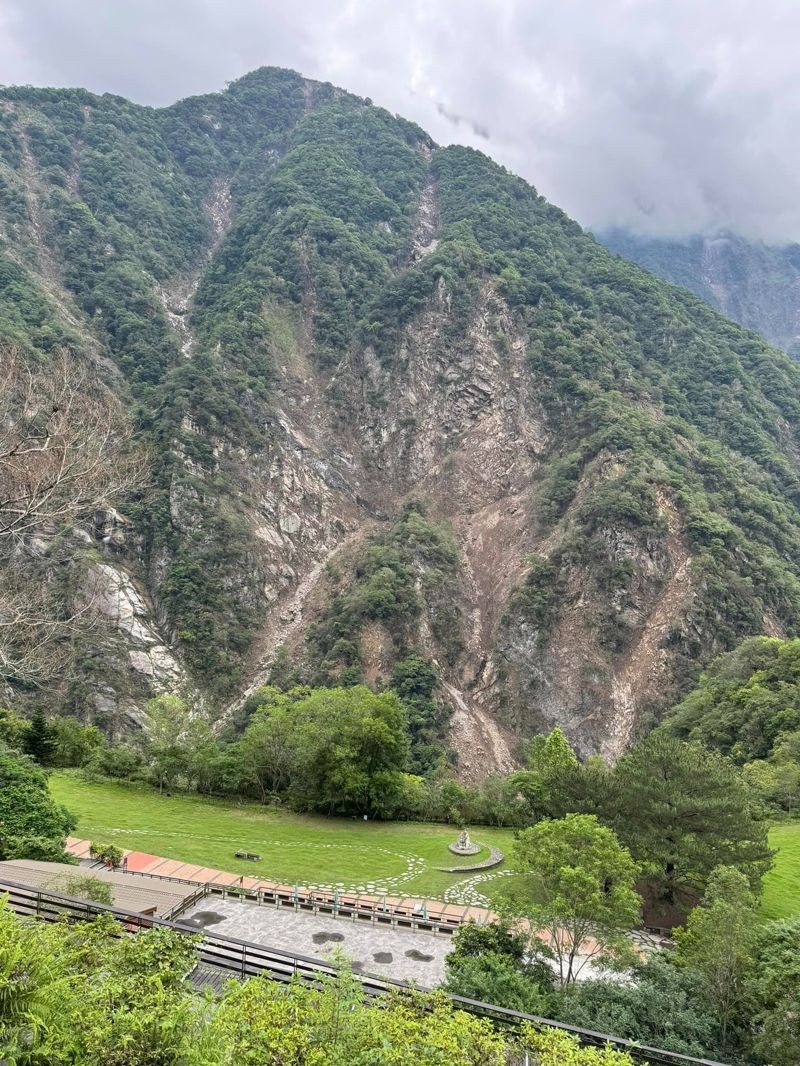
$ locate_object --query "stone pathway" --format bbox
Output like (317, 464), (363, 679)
(443, 868), (516, 907)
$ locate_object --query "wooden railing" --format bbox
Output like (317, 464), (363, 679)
(0, 878), (728, 1066)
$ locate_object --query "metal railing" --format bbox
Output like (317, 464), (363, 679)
(0, 878), (728, 1066)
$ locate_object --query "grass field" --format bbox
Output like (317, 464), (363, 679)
(48, 773), (517, 906)
(760, 821), (800, 921)
(48, 774), (800, 916)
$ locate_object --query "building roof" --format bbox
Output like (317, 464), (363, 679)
(0, 860), (200, 918)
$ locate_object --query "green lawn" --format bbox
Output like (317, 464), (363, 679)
(48, 774), (799, 918)
(761, 822), (800, 921)
(48, 773), (516, 906)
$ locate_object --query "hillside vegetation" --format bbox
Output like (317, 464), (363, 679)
(600, 229), (800, 357)
(665, 636), (800, 811)
(3, 68), (800, 768)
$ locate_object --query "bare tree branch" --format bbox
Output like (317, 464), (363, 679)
(0, 347), (147, 542)
(0, 345), (149, 684)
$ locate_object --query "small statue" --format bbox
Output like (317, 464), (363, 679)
(448, 828), (480, 856)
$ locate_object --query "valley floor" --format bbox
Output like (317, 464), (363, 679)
(759, 821), (800, 920)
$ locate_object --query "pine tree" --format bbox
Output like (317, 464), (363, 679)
(612, 732), (773, 903)
(25, 708), (55, 766)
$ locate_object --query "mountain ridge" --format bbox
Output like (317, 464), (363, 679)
(3, 66), (800, 776)
(599, 229), (800, 357)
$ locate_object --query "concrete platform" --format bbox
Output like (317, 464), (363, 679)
(0, 859), (200, 918)
(178, 895), (454, 987)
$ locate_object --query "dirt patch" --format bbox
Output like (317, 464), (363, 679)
(157, 178), (234, 361)
(360, 620), (394, 686)
(608, 492), (693, 757)
(312, 931), (345, 945)
(446, 682), (517, 783)
(405, 948), (434, 962)
(409, 174), (440, 262)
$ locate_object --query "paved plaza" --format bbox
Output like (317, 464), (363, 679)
(179, 896), (454, 986)
(62, 837), (617, 987)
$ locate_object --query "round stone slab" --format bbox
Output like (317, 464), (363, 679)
(447, 842), (481, 856)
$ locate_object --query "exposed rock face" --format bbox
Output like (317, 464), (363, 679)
(216, 282), (546, 778)
(495, 487), (694, 761)
(76, 561), (191, 729)
(213, 279), (698, 776)
(85, 564), (184, 684)
(4, 68), (800, 778)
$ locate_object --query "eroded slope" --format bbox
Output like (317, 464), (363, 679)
(3, 69), (800, 776)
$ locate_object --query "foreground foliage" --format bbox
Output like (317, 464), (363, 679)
(0, 902), (634, 1065)
(673, 868), (759, 1058)
(447, 867), (800, 1064)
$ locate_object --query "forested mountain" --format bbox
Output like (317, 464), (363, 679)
(3, 67), (800, 775)
(600, 230), (800, 357)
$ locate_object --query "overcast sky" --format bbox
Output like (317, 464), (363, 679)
(1, 0), (798, 242)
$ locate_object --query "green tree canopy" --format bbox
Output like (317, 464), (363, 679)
(549, 952), (721, 1059)
(24, 708), (55, 765)
(666, 636), (800, 811)
(611, 732), (772, 903)
(287, 686), (409, 816)
(48, 717), (106, 770)
(0, 708), (30, 751)
(1, 900), (636, 1065)
(667, 636), (800, 763)
(511, 727), (580, 820)
(232, 685), (410, 817)
(510, 813), (640, 987)
(0, 742), (75, 861)
(673, 866), (758, 1057)
(746, 915), (800, 1065)
(445, 918), (553, 1014)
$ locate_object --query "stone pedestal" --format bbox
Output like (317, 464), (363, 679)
(448, 831), (481, 857)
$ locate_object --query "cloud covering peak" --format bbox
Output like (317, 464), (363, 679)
(1, 0), (798, 242)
